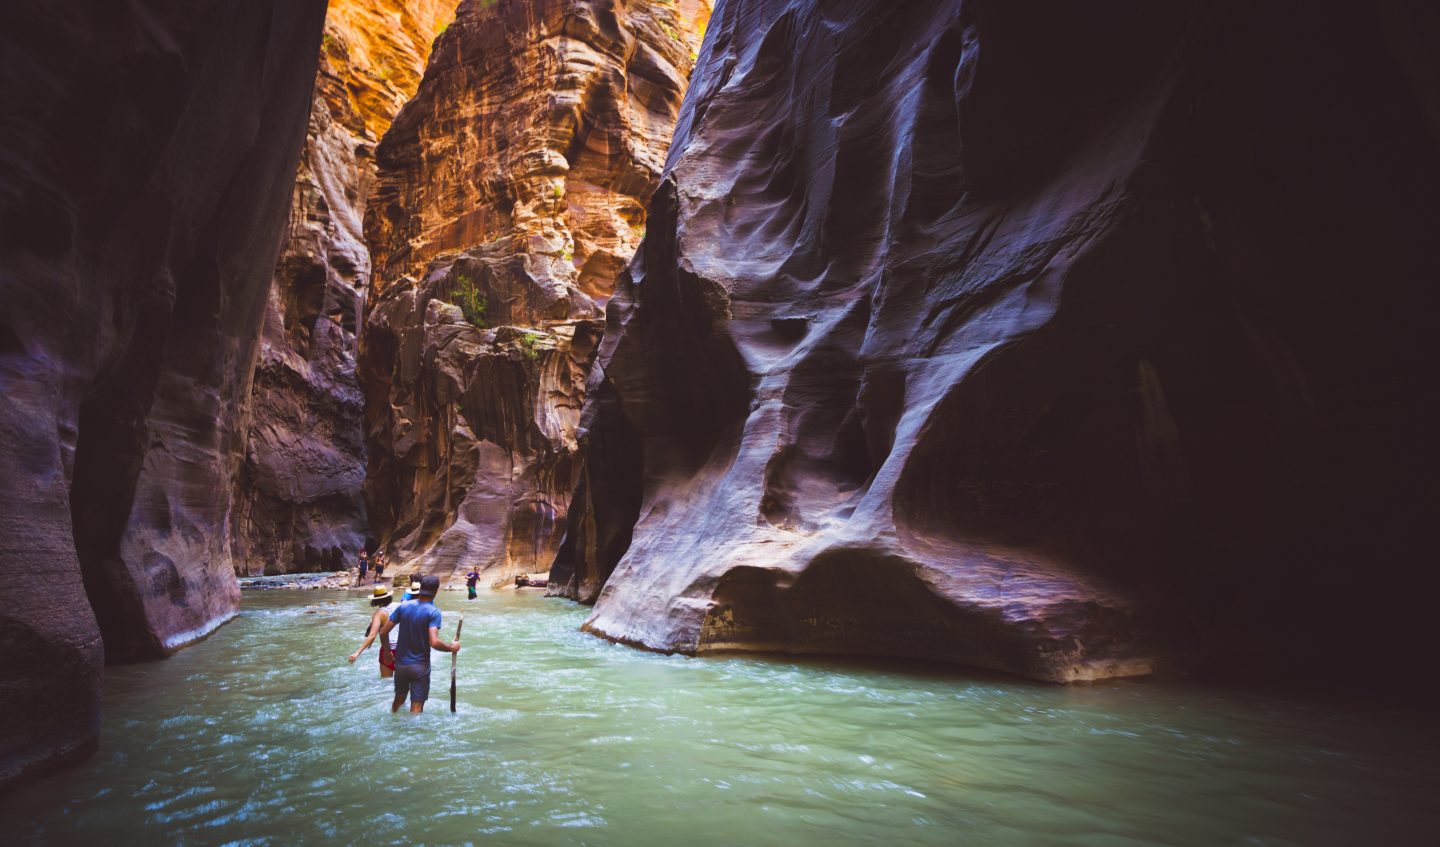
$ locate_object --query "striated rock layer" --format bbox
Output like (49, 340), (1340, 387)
(232, 0), (458, 575)
(359, 0), (709, 582)
(0, 0), (326, 787)
(554, 0), (1440, 682)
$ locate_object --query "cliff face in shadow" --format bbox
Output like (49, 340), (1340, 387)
(0, 0), (326, 788)
(359, 0), (709, 582)
(555, 0), (1440, 683)
(232, 0), (459, 576)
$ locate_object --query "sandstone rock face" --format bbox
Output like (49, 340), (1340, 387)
(359, 0), (709, 581)
(555, 0), (1440, 682)
(318, 0), (461, 144)
(363, 286), (602, 578)
(0, 0), (326, 788)
(232, 0), (458, 575)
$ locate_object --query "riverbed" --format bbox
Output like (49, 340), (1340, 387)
(5, 590), (1437, 845)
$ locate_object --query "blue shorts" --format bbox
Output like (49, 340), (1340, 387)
(393, 661), (431, 702)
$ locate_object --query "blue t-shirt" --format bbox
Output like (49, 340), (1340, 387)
(388, 599), (442, 666)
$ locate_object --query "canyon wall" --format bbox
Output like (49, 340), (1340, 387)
(0, 0), (326, 788)
(359, 0), (710, 582)
(232, 0), (458, 575)
(554, 0), (1440, 683)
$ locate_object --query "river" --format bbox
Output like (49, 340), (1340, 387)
(4, 590), (1437, 845)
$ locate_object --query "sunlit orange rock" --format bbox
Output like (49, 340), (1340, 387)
(360, 0), (710, 582)
(234, 0), (460, 575)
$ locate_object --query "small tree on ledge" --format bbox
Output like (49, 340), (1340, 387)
(449, 273), (488, 329)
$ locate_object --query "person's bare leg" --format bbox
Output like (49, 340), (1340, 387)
(391, 694), (406, 713)
(410, 700), (424, 714)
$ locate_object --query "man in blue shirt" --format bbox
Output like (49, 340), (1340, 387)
(376, 574), (459, 713)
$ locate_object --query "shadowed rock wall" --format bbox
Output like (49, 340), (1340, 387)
(232, 0), (459, 576)
(0, 0), (326, 788)
(554, 0), (1440, 683)
(360, 0), (709, 582)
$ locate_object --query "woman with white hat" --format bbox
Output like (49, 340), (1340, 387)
(347, 585), (398, 678)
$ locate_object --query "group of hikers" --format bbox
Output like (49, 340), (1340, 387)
(348, 575), (459, 712)
(355, 550), (387, 584)
(346, 550), (483, 713)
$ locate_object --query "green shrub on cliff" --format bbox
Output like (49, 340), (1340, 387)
(450, 273), (488, 329)
(520, 331), (541, 362)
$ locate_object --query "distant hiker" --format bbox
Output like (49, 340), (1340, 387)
(403, 579), (422, 601)
(465, 570), (479, 600)
(347, 586), (397, 678)
(357, 550), (370, 585)
(372, 552), (386, 580)
(373, 575), (459, 714)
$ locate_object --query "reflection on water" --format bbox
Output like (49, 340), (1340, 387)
(5, 590), (1438, 845)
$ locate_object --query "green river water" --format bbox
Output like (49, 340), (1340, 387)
(4, 590), (1437, 846)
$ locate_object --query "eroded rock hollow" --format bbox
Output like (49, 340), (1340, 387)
(359, 0), (710, 582)
(231, 0), (459, 575)
(554, 0), (1440, 682)
(0, 0), (327, 787)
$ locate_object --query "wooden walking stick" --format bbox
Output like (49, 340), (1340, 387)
(450, 613), (464, 713)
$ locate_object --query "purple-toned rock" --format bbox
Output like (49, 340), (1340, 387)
(0, 0), (325, 788)
(555, 0), (1440, 682)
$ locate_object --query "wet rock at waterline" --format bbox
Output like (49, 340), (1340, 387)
(555, 0), (1440, 682)
(232, 0), (460, 575)
(0, 0), (327, 787)
(359, 0), (711, 582)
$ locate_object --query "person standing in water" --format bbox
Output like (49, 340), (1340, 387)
(372, 551), (386, 581)
(357, 550), (370, 586)
(465, 569), (479, 600)
(372, 575), (459, 713)
(347, 586), (397, 678)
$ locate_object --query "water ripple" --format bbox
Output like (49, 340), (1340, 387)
(3, 590), (1437, 846)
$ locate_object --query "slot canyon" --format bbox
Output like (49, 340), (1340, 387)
(0, 0), (1436, 843)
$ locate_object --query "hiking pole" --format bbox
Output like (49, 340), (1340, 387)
(450, 613), (464, 713)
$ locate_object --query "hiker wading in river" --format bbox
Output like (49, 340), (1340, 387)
(367, 575), (458, 713)
(347, 585), (397, 678)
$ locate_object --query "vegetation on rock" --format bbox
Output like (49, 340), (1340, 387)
(450, 273), (489, 328)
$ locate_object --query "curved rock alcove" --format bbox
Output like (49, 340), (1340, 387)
(554, 0), (1440, 683)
